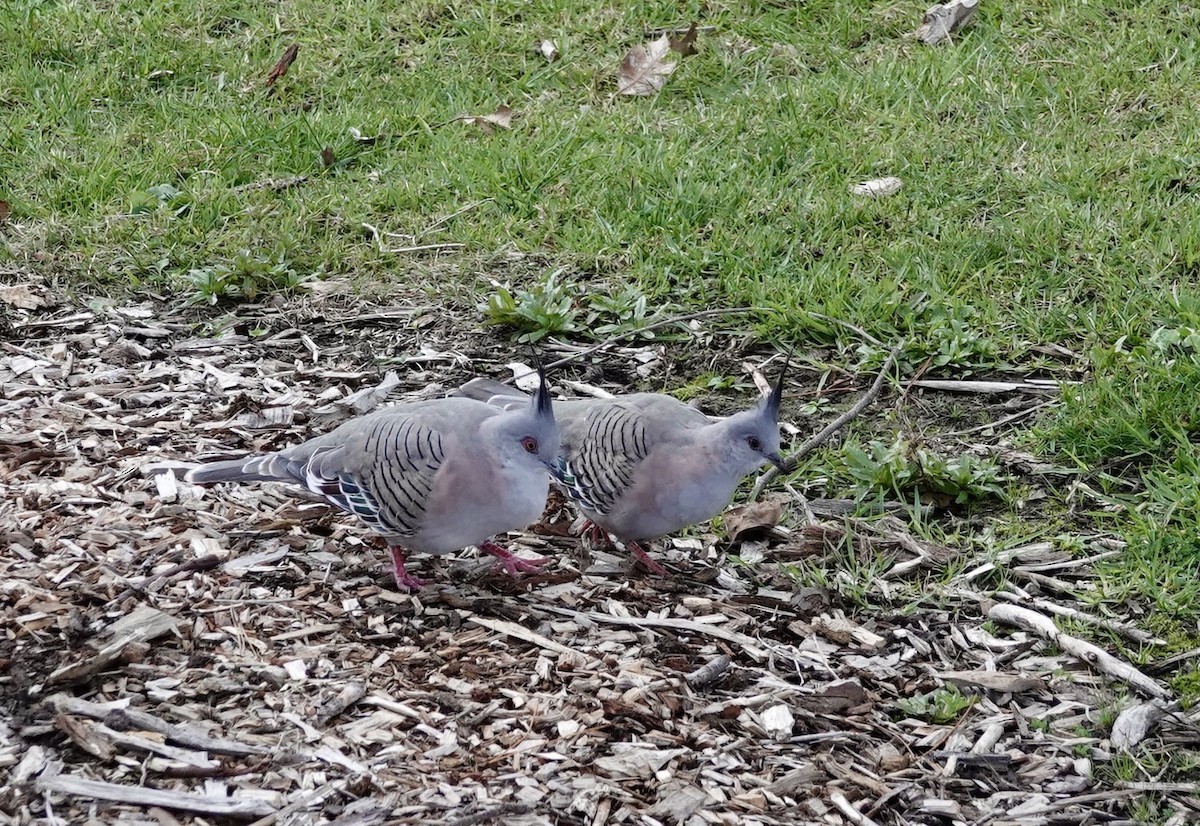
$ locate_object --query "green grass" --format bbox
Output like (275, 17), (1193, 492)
(1034, 332), (1200, 708)
(4, 0), (1200, 755)
(5, 0), (1200, 355)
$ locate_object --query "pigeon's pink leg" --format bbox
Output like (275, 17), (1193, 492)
(480, 540), (549, 576)
(389, 546), (429, 591)
(580, 519), (610, 545)
(580, 520), (669, 576)
(627, 540), (671, 577)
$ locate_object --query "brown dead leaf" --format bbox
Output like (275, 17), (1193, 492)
(0, 283), (49, 310)
(723, 497), (783, 542)
(669, 22), (700, 56)
(461, 105), (515, 134)
(320, 147), (336, 168)
(0, 199), (9, 224)
(618, 35), (677, 96)
(799, 679), (871, 714)
(535, 39), (559, 62)
(265, 44), (299, 87)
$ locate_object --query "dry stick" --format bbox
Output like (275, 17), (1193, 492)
(38, 774), (275, 819)
(464, 615), (579, 657)
(314, 681), (367, 726)
(245, 779), (343, 826)
(113, 554), (222, 603)
(415, 198), (494, 241)
(474, 306), (776, 386)
(51, 694), (268, 756)
(541, 606), (769, 662)
(944, 399), (1057, 438)
(992, 590), (1165, 646)
(684, 654), (732, 689)
(750, 340), (904, 501)
(1146, 644), (1200, 676)
(829, 790), (884, 826)
(515, 306), (883, 380)
(987, 603), (1171, 700)
(446, 803), (534, 826)
(382, 242), (465, 254)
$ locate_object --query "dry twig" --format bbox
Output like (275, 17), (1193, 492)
(987, 604), (1170, 700)
(750, 340), (903, 499)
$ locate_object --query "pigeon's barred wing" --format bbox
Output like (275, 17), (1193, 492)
(300, 415), (447, 538)
(558, 402), (650, 515)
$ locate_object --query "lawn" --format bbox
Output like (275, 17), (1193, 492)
(3, 0), (1200, 822)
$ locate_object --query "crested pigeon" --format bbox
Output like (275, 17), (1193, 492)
(460, 365), (786, 574)
(186, 369), (560, 591)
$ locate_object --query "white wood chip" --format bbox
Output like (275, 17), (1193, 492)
(760, 704), (795, 740)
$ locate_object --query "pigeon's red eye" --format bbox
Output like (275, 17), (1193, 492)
(522, 436), (538, 453)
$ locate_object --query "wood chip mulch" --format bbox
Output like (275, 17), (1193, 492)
(2, 292), (1198, 825)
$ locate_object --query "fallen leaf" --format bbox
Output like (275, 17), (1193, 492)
(320, 147), (336, 168)
(850, 176), (903, 198)
(0, 199), (9, 223)
(723, 497), (783, 542)
(594, 745), (685, 778)
(506, 362), (540, 392)
(266, 44), (299, 87)
(461, 105), (515, 134)
(797, 679), (871, 714)
(669, 22), (700, 57)
(0, 283), (48, 310)
(1110, 702), (1165, 750)
(917, 0), (980, 46)
(618, 35), (677, 96)
(535, 39), (559, 61)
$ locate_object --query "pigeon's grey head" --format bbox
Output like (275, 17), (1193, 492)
(720, 362), (786, 476)
(492, 364), (560, 473)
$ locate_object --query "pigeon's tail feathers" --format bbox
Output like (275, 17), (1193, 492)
(185, 455), (298, 485)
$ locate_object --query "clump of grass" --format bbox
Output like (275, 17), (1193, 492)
(481, 270), (672, 342)
(842, 435), (1007, 506)
(482, 270), (580, 342)
(186, 246), (318, 304)
(1038, 330), (1200, 471)
(895, 685), (974, 724)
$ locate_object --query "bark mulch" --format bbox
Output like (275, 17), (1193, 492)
(2, 292), (1197, 825)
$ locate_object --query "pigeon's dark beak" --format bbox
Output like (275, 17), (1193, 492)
(767, 452), (787, 471)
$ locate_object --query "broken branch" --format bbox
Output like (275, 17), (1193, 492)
(751, 340), (903, 500)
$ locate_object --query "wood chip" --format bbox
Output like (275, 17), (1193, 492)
(38, 774), (275, 818)
(936, 670), (1045, 694)
(3, 294), (1178, 825)
(47, 606), (178, 684)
